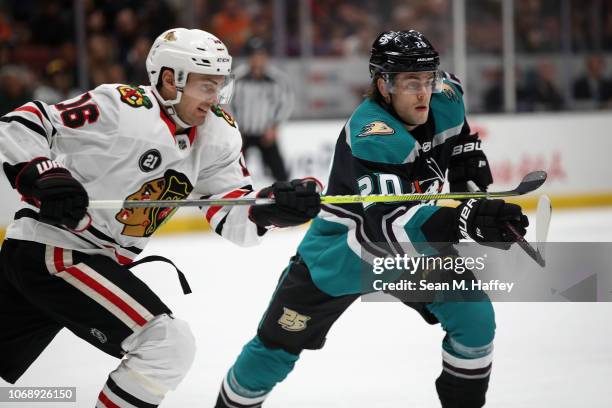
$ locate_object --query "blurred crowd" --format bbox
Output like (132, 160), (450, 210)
(0, 0), (178, 113)
(0, 0), (611, 115)
(200, 0), (452, 57)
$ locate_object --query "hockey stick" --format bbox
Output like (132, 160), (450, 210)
(88, 171), (547, 209)
(536, 194), (552, 254)
(505, 222), (545, 267)
(503, 195), (552, 268)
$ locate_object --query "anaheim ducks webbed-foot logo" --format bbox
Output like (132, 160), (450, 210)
(357, 121), (395, 137)
(117, 85), (153, 109)
(441, 83), (460, 103)
(116, 169), (193, 237)
(278, 307), (311, 332)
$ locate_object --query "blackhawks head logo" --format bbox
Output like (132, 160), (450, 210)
(357, 121), (395, 137)
(117, 85), (153, 109)
(116, 169), (193, 237)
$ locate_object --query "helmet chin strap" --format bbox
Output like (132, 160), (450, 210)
(151, 86), (193, 130)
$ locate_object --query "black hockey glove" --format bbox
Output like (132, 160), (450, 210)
(448, 133), (493, 192)
(249, 179), (321, 228)
(14, 157), (89, 229)
(457, 198), (528, 249)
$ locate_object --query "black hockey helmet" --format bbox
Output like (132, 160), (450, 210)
(369, 30), (440, 78)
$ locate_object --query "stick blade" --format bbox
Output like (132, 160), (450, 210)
(536, 194), (552, 258)
(515, 171), (547, 194)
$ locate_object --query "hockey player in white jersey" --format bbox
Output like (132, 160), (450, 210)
(0, 28), (320, 407)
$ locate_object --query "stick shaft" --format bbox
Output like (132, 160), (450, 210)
(89, 170), (547, 209)
(89, 197), (272, 208)
(88, 190), (513, 209)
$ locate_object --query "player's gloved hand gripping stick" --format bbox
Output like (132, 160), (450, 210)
(463, 179), (551, 267)
(249, 179), (322, 228)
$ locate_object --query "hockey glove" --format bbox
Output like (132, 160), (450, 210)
(14, 157), (89, 229)
(448, 133), (493, 192)
(249, 178), (321, 228)
(457, 198), (528, 249)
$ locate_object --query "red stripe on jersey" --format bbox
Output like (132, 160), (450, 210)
(113, 250), (133, 266)
(188, 126), (196, 145)
(99, 245), (133, 266)
(53, 247), (65, 272)
(98, 392), (120, 408)
(413, 181), (422, 193)
(15, 106), (44, 126)
(205, 190), (249, 223)
(159, 108), (176, 136)
(64, 266), (148, 326)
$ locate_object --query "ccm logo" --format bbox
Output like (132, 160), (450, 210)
(452, 141), (482, 156)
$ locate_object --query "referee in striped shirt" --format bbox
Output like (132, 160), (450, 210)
(231, 37), (294, 181)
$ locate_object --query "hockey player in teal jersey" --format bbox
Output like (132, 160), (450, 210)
(215, 30), (529, 408)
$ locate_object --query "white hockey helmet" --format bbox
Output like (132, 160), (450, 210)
(146, 28), (234, 127)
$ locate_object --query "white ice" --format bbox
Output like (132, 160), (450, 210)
(2, 208), (612, 407)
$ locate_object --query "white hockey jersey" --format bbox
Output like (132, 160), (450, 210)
(0, 84), (263, 264)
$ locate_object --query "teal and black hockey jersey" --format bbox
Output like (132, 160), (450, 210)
(298, 72), (469, 296)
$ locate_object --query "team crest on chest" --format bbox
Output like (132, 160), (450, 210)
(357, 121), (395, 137)
(116, 169), (193, 237)
(117, 85), (153, 109)
(278, 307), (311, 332)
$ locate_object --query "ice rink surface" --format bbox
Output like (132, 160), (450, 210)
(2, 207), (612, 407)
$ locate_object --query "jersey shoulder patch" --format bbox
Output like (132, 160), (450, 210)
(211, 105), (236, 128)
(356, 120), (395, 137)
(430, 76), (465, 134)
(116, 85), (153, 109)
(348, 99), (417, 165)
(439, 82), (461, 103)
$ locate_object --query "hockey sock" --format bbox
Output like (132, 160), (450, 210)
(215, 368), (269, 408)
(435, 369), (490, 408)
(96, 371), (163, 408)
(435, 348), (493, 408)
(215, 336), (300, 408)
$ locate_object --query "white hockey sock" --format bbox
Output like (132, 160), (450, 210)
(96, 370), (163, 408)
